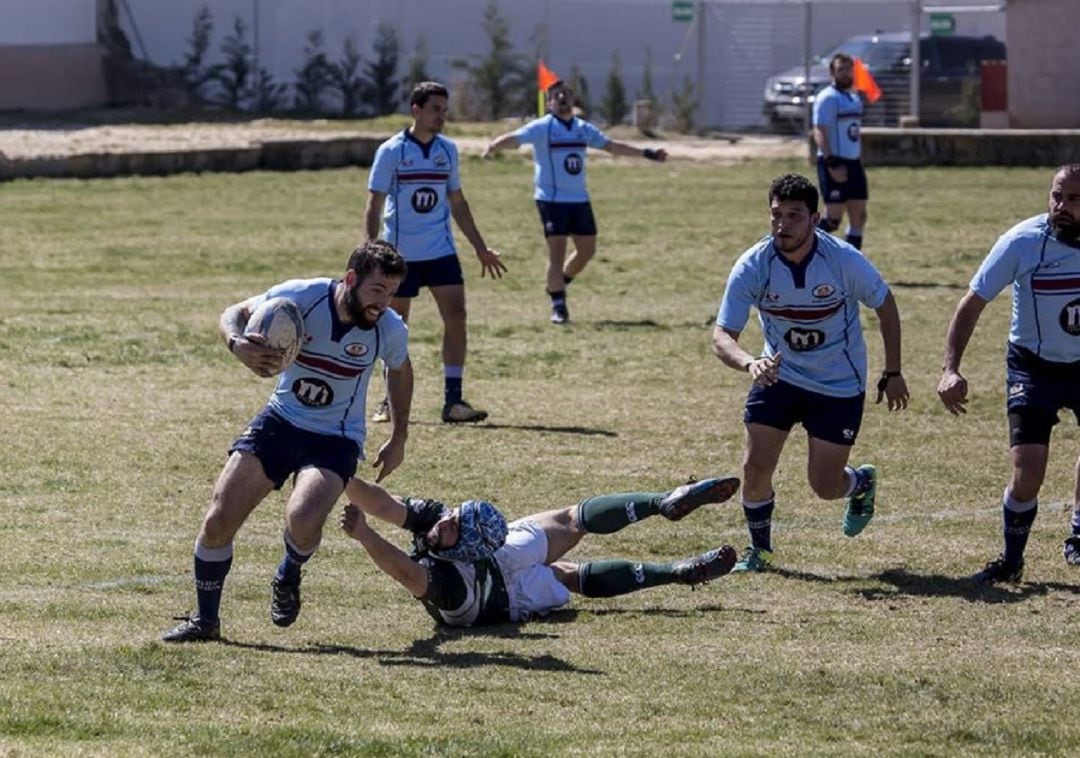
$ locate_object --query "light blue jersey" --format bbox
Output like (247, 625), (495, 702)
(248, 277), (409, 447)
(513, 114), (610, 202)
(971, 214), (1080, 363)
(813, 85), (862, 160)
(717, 230), (889, 397)
(368, 130), (462, 262)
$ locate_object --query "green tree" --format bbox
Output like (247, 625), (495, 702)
(251, 66), (287, 113)
(208, 16), (253, 109)
(293, 30), (335, 114)
(181, 5), (214, 97)
(569, 63), (590, 115)
(639, 46), (656, 103)
(602, 50), (628, 126)
(471, 0), (528, 119)
(670, 75), (697, 134)
(405, 35), (432, 95)
(332, 35), (366, 117)
(363, 23), (401, 116)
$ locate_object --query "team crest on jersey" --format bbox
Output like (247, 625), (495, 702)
(433, 154), (448, 167)
(412, 187), (439, 213)
(812, 284), (835, 299)
(564, 153), (583, 175)
(401, 159), (414, 167)
(1060, 297), (1080, 335)
(783, 327), (825, 351)
(292, 377), (334, 407)
(343, 342), (369, 357)
(765, 292), (782, 302)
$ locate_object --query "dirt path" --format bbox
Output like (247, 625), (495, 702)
(0, 121), (807, 164)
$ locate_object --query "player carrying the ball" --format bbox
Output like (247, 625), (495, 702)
(163, 240), (412, 642)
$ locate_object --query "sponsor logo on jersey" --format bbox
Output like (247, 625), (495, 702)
(411, 187), (439, 213)
(401, 159), (414, 167)
(564, 153), (583, 175)
(847, 122), (860, 142)
(783, 327), (825, 351)
(343, 342), (369, 358)
(1060, 297), (1080, 335)
(812, 284), (835, 299)
(292, 377), (334, 407)
(633, 563), (645, 584)
(765, 292), (782, 302)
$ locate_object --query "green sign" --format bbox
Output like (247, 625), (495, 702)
(929, 12), (955, 36)
(672, 0), (693, 22)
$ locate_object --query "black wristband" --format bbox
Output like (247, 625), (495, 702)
(643, 148), (661, 161)
(825, 156), (843, 169)
(876, 370), (901, 394)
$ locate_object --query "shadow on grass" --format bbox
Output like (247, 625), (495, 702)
(221, 620), (602, 674)
(574, 602), (763, 618)
(409, 420), (617, 437)
(854, 568), (1080, 604)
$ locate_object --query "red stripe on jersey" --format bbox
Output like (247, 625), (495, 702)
(398, 172), (450, 181)
(760, 302), (844, 320)
(1032, 276), (1080, 291)
(295, 353), (365, 377)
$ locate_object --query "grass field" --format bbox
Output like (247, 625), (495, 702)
(3, 154), (1080, 756)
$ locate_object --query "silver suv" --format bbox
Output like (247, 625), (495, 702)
(762, 32), (1006, 130)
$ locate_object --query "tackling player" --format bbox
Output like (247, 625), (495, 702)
(938, 164), (1080, 582)
(339, 475), (741, 627)
(812, 53), (868, 250)
(483, 79), (667, 324)
(163, 240), (412, 642)
(365, 81), (506, 425)
(712, 173), (908, 572)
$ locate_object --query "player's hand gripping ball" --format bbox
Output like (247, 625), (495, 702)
(244, 297), (303, 376)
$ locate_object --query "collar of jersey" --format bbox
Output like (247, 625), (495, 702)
(773, 233), (820, 288)
(405, 128), (437, 158)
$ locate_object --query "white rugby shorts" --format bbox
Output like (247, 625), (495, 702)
(494, 519), (572, 621)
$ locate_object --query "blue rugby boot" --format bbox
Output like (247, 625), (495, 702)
(843, 464), (877, 537)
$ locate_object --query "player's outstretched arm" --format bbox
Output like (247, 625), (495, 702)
(873, 291), (909, 410)
(482, 132), (520, 159)
(604, 140), (667, 162)
(938, 289), (989, 415)
(448, 189), (507, 279)
(339, 505), (429, 597)
(344, 478), (408, 526)
(373, 358), (413, 482)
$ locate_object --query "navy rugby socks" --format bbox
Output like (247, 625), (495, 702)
(275, 530), (316, 583)
(193, 539), (233, 623)
(444, 366), (463, 407)
(1002, 491), (1037, 566)
(742, 496), (775, 552)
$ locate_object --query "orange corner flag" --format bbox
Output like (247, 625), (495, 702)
(852, 57), (882, 103)
(537, 60), (560, 91)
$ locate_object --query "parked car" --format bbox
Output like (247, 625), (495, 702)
(762, 32), (1006, 130)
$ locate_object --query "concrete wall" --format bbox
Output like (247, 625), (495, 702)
(118, 0), (1003, 128)
(0, 44), (107, 110)
(1006, 0), (1080, 128)
(0, 0), (95, 44)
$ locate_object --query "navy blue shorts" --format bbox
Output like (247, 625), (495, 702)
(744, 380), (865, 446)
(1005, 343), (1080, 446)
(817, 157), (869, 204)
(229, 407), (360, 489)
(536, 200), (598, 237)
(396, 254), (464, 298)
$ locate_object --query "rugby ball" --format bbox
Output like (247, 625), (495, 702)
(244, 297), (303, 374)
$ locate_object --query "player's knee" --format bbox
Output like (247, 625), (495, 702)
(550, 562), (580, 593)
(818, 217), (841, 233)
